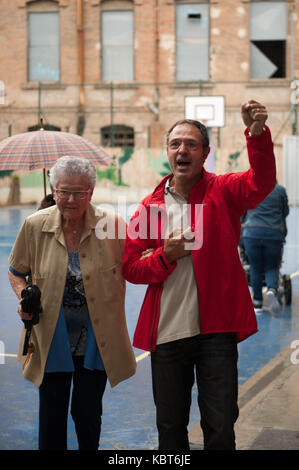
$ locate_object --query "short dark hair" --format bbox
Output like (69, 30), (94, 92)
(166, 119), (209, 148)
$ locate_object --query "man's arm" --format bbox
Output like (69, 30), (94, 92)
(122, 234), (177, 285)
(122, 202), (182, 284)
(218, 100), (276, 215)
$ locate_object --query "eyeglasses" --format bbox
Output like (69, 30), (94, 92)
(168, 139), (201, 151)
(54, 188), (91, 200)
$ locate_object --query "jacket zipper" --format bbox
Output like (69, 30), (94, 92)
(149, 284), (162, 352)
(149, 209), (164, 352)
(189, 195), (202, 333)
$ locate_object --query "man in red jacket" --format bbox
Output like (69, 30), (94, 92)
(122, 100), (276, 450)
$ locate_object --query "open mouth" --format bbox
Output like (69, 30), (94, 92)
(176, 161), (191, 167)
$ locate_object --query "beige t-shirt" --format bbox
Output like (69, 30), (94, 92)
(156, 180), (200, 345)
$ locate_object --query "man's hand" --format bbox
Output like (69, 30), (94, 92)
(241, 100), (268, 136)
(163, 228), (195, 263)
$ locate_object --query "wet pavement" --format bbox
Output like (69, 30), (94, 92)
(0, 204), (298, 450)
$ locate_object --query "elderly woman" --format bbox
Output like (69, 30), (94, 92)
(8, 156), (136, 450)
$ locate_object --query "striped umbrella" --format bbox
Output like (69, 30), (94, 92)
(0, 128), (112, 196)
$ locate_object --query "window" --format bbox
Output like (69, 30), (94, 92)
(250, 1), (287, 79)
(28, 12), (60, 81)
(101, 125), (134, 147)
(101, 10), (134, 81)
(176, 3), (209, 81)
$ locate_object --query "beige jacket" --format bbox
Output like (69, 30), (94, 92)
(8, 203), (136, 388)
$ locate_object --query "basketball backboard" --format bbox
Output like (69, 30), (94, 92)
(185, 95), (225, 127)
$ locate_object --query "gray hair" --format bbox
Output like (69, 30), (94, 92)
(49, 156), (97, 188)
(166, 119), (210, 149)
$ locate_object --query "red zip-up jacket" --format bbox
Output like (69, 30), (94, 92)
(122, 127), (276, 351)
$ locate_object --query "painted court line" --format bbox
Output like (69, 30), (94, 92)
(290, 270), (299, 279)
(136, 352), (150, 362)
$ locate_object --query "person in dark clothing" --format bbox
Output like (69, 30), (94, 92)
(242, 183), (289, 313)
(38, 193), (56, 210)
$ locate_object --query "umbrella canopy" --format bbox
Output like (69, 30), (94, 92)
(0, 128), (112, 197)
(0, 129), (112, 171)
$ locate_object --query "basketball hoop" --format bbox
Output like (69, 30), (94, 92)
(185, 96), (225, 127)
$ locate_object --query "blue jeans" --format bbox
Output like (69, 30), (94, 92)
(243, 237), (283, 302)
(151, 333), (239, 450)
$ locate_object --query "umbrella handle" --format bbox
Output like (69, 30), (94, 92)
(43, 168), (47, 198)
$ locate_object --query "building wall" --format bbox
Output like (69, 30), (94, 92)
(0, 0), (298, 194)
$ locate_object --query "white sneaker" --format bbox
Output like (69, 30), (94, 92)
(266, 289), (280, 314)
(254, 307), (263, 315)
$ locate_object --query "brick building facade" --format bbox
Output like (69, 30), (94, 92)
(0, 0), (298, 194)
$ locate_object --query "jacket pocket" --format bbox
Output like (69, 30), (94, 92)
(98, 263), (125, 301)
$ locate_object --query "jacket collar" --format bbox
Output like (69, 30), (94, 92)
(147, 168), (215, 205)
(41, 203), (104, 246)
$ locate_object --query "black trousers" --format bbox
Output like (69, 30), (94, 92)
(151, 333), (239, 450)
(39, 356), (107, 450)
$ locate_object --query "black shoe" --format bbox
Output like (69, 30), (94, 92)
(253, 299), (263, 314)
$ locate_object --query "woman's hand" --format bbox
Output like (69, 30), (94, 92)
(7, 270), (32, 321)
(17, 300), (33, 321)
